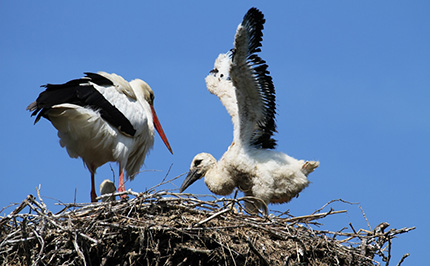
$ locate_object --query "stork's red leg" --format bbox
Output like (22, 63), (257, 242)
(90, 171), (97, 202)
(118, 166), (127, 199)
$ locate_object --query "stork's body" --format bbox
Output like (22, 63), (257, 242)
(180, 8), (319, 213)
(28, 72), (172, 202)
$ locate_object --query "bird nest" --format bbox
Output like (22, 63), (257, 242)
(0, 186), (414, 266)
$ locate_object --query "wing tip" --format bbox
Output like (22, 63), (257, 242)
(243, 7), (265, 22)
(242, 7), (266, 53)
(239, 7), (279, 150)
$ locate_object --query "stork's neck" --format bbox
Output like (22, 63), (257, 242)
(129, 81), (155, 133)
(205, 163), (236, 196)
(205, 76), (241, 143)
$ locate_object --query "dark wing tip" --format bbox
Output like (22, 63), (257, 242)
(242, 7), (266, 56)
(26, 101), (37, 111)
(241, 8), (278, 149)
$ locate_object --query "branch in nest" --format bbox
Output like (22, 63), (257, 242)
(0, 189), (415, 266)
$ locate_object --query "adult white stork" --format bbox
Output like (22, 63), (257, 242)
(27, 72), (173, 202)
(180, 8), (319, 213)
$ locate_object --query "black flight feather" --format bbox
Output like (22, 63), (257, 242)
(28, 72), (136, 137)
(236, 7), (277, 149)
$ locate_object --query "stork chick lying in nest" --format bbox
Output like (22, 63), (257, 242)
(180, 8), (319, 214)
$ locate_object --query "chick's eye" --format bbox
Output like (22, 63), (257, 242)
(220, 74), (224, 78)
(194, 159), (203, 167)
(209, 69), (219, 75)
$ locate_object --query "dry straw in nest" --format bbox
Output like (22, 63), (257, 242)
(0, 185), (414, 266)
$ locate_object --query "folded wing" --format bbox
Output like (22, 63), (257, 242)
(27, 72), (137, 137)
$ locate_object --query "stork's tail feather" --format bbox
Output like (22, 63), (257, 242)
(302, 161), (320, 176)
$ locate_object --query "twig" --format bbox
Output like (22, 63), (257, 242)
(359, 205), (372, 231)
(73, 232), (87, 266)
(246, 237), (269, 266)
(396, 253), (410, 266)
(285, 210), (347, 223)
(0, 202), (19, 216)
(36, 185), (47, 211)
(31, 228), (45, 266)
(312, 199), (358, 215)
(194, 208), (231, 227)
(109, 164), (116, 184)
(74, 188), (77, 206)
(0, 195), (34, 226)
(349, 223), (358, 235)
(144, 171), (185, 193)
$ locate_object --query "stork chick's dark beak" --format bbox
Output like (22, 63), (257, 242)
(180, 169), (203, 193)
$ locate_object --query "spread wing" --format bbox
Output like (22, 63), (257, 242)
(230, 7), (277, 149)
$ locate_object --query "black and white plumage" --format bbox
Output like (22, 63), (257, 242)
(28, 72), (173, 202)
(180, 8), (319, 213)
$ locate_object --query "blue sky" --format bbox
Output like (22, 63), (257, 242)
(1, 1), (428, 264)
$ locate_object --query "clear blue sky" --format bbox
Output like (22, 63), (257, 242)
(1, 1), (428, 264)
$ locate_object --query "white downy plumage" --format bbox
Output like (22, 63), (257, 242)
(180, 8), (319, 214)
(28, 72), (172, 202)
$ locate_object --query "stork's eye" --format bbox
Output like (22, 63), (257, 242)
(150, 93), (155, 103)
(194, 159), (203, 167)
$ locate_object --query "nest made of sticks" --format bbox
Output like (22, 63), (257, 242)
(0, 187), (414, 266)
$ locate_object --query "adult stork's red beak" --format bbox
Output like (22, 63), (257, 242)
(150, 105), (173, 154)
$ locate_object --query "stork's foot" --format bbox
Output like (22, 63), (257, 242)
(117, 186), (128, 200)
(118, 169), (128, 200)
(302, 161), (320, 176)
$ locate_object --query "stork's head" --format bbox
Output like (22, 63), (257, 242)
(206, 53), (234, 97)
(129, 79), (154, 105)
(180, 153), (216, 192)
(129, 79), (173, 154)
(212, 53), (232, 79)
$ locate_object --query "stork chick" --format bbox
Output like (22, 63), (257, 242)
(180, 8), (319, 214)
(100, 179), (117, 202)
